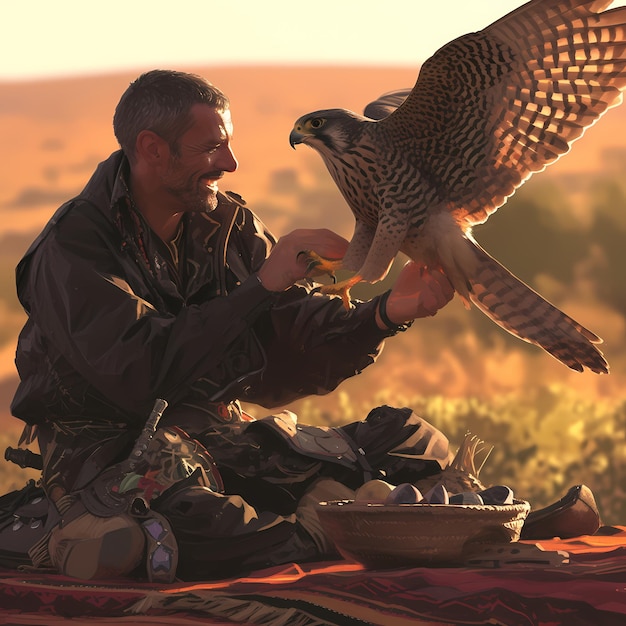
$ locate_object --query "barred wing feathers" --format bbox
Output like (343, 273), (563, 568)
(467, 239), (607, 373)
(378, 0), (626, 226)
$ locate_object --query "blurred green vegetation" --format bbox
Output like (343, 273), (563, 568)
(283, 386), (626, 525)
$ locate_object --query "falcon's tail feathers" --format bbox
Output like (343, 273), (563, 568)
(453, 239), (608, 374)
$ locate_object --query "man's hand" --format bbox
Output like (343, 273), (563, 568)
(376, 262), (454, 329)
(257, 229), (349, 292)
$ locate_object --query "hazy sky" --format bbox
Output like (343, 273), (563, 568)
(4, 0), (626, 80)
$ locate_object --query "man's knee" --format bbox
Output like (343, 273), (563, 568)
(48, 511), (145, 580)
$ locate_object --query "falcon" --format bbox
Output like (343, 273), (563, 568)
(289, 0), (626, 374)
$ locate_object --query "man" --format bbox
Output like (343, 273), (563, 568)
(7, 69), (458, 582)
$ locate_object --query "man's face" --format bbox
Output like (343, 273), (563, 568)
(161, 104), (238, 213)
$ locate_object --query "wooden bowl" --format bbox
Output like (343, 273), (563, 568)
(316, 499), (531, 568)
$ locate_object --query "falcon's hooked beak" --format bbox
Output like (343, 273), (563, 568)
(289, 127), (305, 149)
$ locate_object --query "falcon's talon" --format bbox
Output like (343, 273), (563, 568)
(307, 260), (323, 274)
(320, 274), (363, 311)
(298, 250), (342, 280)
(321, 283), (352, 310)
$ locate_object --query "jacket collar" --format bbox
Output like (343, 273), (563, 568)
(79, 150), (130, 222)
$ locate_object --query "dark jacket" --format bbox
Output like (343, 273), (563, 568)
(11, 151), (392, 430)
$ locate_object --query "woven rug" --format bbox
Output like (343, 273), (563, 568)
(1, 527), (625, 625)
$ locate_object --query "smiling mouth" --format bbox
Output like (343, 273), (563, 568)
(202, 173), (224, 190)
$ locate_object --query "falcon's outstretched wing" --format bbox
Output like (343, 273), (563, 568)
(363, 89), (411, 120)
(379, 0), (626, 226)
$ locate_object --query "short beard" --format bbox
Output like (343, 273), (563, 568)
(205, 190), (219, 212)
(164, 176), (219, 213)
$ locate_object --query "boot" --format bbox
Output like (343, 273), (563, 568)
(521, 484), (601, 540)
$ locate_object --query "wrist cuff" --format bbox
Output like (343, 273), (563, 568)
(378, 290), (414, 334)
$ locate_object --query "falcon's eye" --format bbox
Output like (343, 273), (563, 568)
(309, 118), (325, 130)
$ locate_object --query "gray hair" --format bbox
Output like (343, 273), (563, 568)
(113, 69), (229, 161)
